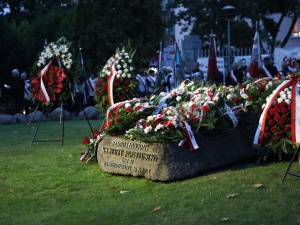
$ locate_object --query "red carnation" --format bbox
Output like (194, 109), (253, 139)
(277, 130), (283, 136)
(107, 120), (113, 126)
(272, 136), (279, 142)
(232, 97), (239, 103)
(271, 126), (277, 133)
(82, 137), (90, 145)
(125, 107), (131, 113)
(202, 105), (209, 112)
(284, 124), (291, 131)
(248, 96), (254, 101)
(280, 107), (287, 113)
(191, 104), (198, 111)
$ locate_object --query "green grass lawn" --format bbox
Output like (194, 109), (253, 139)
(0, 118), (300, 225)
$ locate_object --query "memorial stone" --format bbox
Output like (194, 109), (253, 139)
(97, 127), (256, 181)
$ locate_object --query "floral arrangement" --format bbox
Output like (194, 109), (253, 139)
(81, 73), (300, 162)
(81, 129), (104, 163)
(30, 37), (76, 106)
(124, 104), (185, 143)
(102, 98), (156, 136)
(252, 75), (300, 158)
(94, 46), (137, 114)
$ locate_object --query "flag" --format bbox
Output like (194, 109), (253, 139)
(174, 42), (185, 87)
(78, 45), (87, 78)
(249, 31), (262, 78)
(207, 34), (219, 82)
(154, 42), (164, 93)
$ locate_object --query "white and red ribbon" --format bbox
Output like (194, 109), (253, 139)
(261, 65), (273, 78)
(180, 121), (199, 151)
(107, 64), (117, 106)
(291, 82), (300, 143)
(40, 60), (53, 103)
(87, 78), (94, 93)
(230, 70), (238, 83)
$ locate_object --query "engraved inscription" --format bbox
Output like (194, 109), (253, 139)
(111, 140), (151, 151)
(100, 140), (158, 176)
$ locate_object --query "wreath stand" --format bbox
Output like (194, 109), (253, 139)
(282, 146), (300, 182)
(28, 103), (65, 146)
(28, 102), (94, 146)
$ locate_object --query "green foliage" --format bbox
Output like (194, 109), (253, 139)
(74, 0), (165, 69)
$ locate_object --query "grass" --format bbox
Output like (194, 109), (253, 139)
(0, 118), (300, 225)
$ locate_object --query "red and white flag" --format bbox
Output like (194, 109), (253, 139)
(207, 34), (219, 82)
(249, 31), (262, 78)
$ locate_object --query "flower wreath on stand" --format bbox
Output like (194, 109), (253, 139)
(252, 74), (300, 159)
(30, 37), (76, 108)
(94, 46), (137, 114)
(80, 46), (137, 163)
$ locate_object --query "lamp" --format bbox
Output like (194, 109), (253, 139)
(222, 5), (236, 82)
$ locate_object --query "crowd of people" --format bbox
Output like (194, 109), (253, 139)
(0, 69), (98, 115)
(135, 55), (297, 98)
(0, 55), (295, 115)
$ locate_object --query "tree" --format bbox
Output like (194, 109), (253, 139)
(74, 0), (166, 71)
(169, 0), (300, 54)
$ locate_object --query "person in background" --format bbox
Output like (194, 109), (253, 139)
(135, 69), (147, 97)
(261, 56), (278, 78)
(3, 69), (25, 114)
(239, 58), (248, 77)
(184, 62), (204, 81)
(21, 72), (31, 114)
(229, 63), (244, 86)
(86, 73), (97, 106)
(161, 66), (174, 92)
(277, 61), (292, 79)
(146, 69), (156, 96)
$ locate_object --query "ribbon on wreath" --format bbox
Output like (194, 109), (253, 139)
(253, 79), (295, 147)
(179, 121), (199, 151)
(107, 63), (117, 106)
(40, 59), (53, 103)
(291, 82), (300, 143)
(223, 104), (239, 129)
(152, 93), (172, 115)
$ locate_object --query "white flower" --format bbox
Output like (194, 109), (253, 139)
(154, 123), (164, 132)
(226, 94), (233, 100)
(176, 96), (182, 102)
(127, 74), (131, 78)
(285, 99), (291, 104)
(147, 116), (154, 122)
(130, 67), (134, 71)
(116, 74), (121, 79)
(144, 126), (152, 134)
(117, 64), (121, 69)
(118, 70), (122, 74)
(122, 74), (126, 78)
(277, 98), (283, 103)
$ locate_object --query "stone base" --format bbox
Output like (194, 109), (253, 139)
(97, 127), (256, 181)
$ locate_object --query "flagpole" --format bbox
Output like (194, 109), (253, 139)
(158, 42), (162, 73)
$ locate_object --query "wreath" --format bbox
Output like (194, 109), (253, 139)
(94, 46), (137, 114)
(30, 37), (76, 106)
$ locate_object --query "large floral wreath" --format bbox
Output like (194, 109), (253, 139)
(94, 47), (137, 114)
(30, 37), (76, 106)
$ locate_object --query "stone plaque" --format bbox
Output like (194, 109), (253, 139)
(97, 127), (256, 181)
